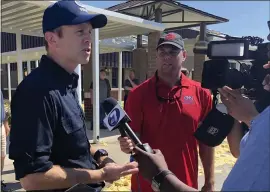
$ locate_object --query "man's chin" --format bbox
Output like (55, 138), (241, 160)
(78, 57), (90, 65)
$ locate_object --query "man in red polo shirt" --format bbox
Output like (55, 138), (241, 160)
(118, 32), (214, 192)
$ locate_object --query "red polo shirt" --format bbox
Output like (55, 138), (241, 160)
(125, 73), (212, 192)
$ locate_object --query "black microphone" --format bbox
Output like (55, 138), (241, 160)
(102, 97), (153, 153)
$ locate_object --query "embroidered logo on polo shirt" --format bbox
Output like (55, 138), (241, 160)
(183, 95), (194, 104)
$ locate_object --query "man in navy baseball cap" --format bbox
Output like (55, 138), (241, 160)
(42, 0), (108, 68)
(42, 0), (107, 34)
(8, 1), (138, 191)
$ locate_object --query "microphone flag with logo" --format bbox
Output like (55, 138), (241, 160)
(102, 97), (154, 153)
(102, 99), (128, 131)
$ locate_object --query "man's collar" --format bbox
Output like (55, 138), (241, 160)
(39, 55), (79, 89)
(153, 70), (190, 88)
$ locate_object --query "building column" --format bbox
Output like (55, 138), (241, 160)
(193, 22), (207, 82)
(16, 33), (23, 84)
(133, 48), (148, 83)
(7, 63), (11, 101)
(92, 28), (100, 143)
(27, 60), (31, 75)
(75, 64), (82, 105)
(147, 8), (162, 78)
(118, 52), (123, 103)
(137, 35), (142, 48)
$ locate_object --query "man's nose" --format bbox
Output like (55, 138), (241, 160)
(84, 35), (92, 44)
(163, 54), (172, 60)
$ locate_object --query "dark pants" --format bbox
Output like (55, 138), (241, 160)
(99, 103), (105, 125)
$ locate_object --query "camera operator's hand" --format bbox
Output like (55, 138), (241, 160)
(218, 86), (259, 126)
(118, 136), (135, 154)
(101, 162), (138, 183)
(263, 62), (270, 91)
(133, 146), (168, 182)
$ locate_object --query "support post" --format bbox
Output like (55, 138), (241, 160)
(75, 64), (82, 105)
(92, 28), (100, 143)
(35, 60), (39, 68)
(16, 33), (23, 84)
(7, 63), (11, 101)
(27, 60), (31, 75)
(118, 52), (123, 104)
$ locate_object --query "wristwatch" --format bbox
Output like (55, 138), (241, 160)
(93, 149), (108, 162)
(151, 170), (175, 192)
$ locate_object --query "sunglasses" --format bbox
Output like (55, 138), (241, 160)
(155, 71), (183, 103)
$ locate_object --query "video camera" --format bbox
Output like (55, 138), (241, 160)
(194, 34), (270, 100)
(193, 27), (270, 147)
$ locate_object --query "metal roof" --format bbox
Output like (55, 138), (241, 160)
(1, 37), (137, 64)
(108, 0), (229, 30)
(1, 1), (165, 39)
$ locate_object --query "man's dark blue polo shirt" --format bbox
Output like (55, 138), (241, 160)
(9, 55), (104, 191)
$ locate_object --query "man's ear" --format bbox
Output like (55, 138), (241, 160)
(182, 50), (187, 62)
(44, 32), (58, 49)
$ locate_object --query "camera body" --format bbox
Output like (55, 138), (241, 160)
(194, 36), (270, 100)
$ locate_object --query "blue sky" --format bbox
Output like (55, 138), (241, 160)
(84, 1), (270, 42)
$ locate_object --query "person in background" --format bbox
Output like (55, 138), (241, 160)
(119, 32), (215, 192)
(123, 69), (139, 108)
(90, 69), (111, 129)
(1, 91), (11, 192)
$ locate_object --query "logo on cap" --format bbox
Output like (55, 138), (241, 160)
(165, 33), (176, 40)
(207, 126), (219, 136)
(108, 108), (121, 127)
(74, 1), (88, 13)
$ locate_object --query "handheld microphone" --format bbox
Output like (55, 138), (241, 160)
(102, 97), (153, 153)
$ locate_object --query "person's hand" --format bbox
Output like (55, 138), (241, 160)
(102, 162), (138, 183)
(263, 62), (270, 91)
(118, 136), (135, 154)
(218, 86), (259, 126)
(133, 146), (168, 182)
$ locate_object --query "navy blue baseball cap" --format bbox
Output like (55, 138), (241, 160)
(42, 0), (108, 34)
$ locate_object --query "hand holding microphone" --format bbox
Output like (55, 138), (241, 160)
(118, 136), (135, 154)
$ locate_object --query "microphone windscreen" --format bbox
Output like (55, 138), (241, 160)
(102, 97), (118, 115)
(194, 108), (234, 147)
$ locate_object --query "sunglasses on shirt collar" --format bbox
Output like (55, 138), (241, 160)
(155, 71), (184, 103)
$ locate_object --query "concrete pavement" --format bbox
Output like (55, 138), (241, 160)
(2, 129), (233, 191)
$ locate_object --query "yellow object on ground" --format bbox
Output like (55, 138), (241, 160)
(103, 140), (236, 191)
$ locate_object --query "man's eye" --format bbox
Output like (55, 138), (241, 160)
(77, 30), (84, 34)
